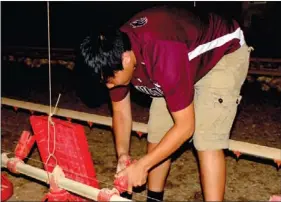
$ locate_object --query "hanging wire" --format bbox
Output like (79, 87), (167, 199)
(45, 0), (59, 182)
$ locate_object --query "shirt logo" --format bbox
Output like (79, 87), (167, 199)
(134, 83), (163, 97)
(130, 17), (148, 28)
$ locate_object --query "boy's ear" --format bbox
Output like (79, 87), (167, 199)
(122, 52), (131, 65)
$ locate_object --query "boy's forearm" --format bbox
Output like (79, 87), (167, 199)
(113, 110), (132, 157)
(111, 92), (133, 157)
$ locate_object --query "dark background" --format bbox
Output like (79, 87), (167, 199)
(1, 1), (241, 46)
(1, 1), (272, 55)
(2, 1), (281, 57)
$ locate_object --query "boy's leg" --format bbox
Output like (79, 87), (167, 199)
(147, 98), (174, 201)
(193, 44), (251, 201)
(147, 142), (171, 202)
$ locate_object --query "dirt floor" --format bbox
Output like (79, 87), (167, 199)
(1, 64), (281, 201)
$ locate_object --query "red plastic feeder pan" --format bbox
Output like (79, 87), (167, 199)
(29, 115), (99, 201)
(1, 174), (14, 201)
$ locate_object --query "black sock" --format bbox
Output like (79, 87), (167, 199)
(147, 190), (164, 202)
(120, 192), (132, 200)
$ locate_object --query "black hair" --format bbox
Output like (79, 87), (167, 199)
(80, 26), (131, 83)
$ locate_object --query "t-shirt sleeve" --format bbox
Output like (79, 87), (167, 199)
(144, 40), (194, 112)
(109, 86), (130, 102)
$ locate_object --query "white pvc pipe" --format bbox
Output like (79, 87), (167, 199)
(1, 97), (147, 133)
(1, 154), (131, 201)
(2, 97), (281, 161)
(229, 140), (281, 161)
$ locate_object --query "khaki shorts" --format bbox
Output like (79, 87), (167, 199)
(147, 44), (251, 151)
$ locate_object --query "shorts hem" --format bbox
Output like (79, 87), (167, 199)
(194, 141), (229, 151)
(147, 136), (162, 144)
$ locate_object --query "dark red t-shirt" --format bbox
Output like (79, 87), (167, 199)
(110, 6), (245, 112)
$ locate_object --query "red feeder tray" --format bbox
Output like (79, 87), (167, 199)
(29, 115), (99, 201)
(1, 174), (14, 201)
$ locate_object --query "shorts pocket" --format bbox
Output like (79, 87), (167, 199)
(211, 93), (242, 140)
(194, 91), (242, 141)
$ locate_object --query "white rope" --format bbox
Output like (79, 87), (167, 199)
(45, 1), (61, 181)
